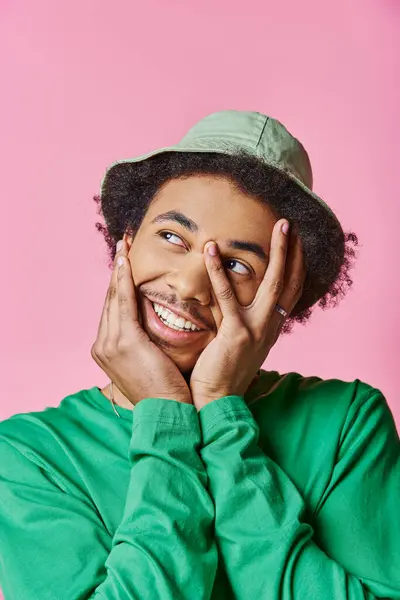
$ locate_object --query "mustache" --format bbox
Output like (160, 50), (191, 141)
(140, 286), (215, 331)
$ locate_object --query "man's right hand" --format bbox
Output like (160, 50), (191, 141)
(91, 236), (192, 407)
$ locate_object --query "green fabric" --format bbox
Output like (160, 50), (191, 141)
(0, 370), (399, 599)
(99, 110), (341, 227)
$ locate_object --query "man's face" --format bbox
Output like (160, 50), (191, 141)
(125, 174), (278, 373)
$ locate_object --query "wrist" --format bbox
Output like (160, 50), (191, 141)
(193, 390), (234, 411)
(156, 391), (193, 405)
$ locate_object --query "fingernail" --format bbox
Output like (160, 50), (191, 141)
(116, 240), (123, 251)
(207, 242), (217, 256)
(117, 256), (124, 266)
(281, 221), (289, 235)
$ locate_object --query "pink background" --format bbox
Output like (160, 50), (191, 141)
(0, 1), (399, 597)
(1, 2), (399, 424)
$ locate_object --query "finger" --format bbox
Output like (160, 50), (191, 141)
(95, 280), (111, 346)
(95, 239), (128, 345)
(116, 247), (139, 326)
(251, 219), (290, 323)
(275, 227), (306, 316)
(204, 241), (241, 321)
(266, 227), (306, 340)
(107, 238), (131, 343)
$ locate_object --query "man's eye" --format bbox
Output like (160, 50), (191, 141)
(159, 231), (185, 247)
(224, 259), (250, 275)
(158, 233), (250, 275)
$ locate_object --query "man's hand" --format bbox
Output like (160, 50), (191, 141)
(91, 237), (192, 407)
(190, 219), (306, 411)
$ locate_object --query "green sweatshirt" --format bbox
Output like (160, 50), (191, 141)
(0, 369), (399, 599)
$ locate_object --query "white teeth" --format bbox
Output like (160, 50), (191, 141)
(165, 312), (177, 326)
(152, 303), (201, 332)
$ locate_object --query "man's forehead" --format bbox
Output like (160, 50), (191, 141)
(148, 175), (276, 223)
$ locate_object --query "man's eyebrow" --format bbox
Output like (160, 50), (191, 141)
(150, 210), (268, 263)
(150, 211), (198, 233)
(227, 240), (269, 264)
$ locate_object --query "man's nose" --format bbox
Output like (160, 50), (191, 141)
(165, 256), (211, 305)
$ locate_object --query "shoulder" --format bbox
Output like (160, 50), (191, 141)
(0, 387), (94, 467)
(252, 368), (390, 427)
(251, 369), (397, 472)
(251, 370), (398, 511)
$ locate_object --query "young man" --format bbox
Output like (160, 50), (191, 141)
(0, 111), (399, 599)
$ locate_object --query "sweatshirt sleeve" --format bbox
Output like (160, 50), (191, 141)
(0, 398), (217, 600)
(198, 389), (400, 599)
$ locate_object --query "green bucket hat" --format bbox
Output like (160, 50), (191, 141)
(100, 110), (341, 229)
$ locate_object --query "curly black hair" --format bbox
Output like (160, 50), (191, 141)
(93, 150), (359, 335)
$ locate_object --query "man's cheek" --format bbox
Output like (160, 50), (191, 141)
(233, 278), (261, 307)
(129, 253), (168, 286)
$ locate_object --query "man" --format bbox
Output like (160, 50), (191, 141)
(0, 111), (399, 599)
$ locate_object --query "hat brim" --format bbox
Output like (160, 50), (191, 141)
(100, 144), (341, 228)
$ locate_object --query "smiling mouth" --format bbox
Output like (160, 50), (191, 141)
(151, 302), (203, 332)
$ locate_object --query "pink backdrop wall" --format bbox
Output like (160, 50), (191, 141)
(0, 1), (399, 596)
(1, 2), (399, 423)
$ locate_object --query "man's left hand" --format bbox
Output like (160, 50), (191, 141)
(189, 219), (306, 411)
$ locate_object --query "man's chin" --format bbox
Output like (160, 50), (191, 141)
(144, 328), (196, 373)
(161, 346), (197, 376)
